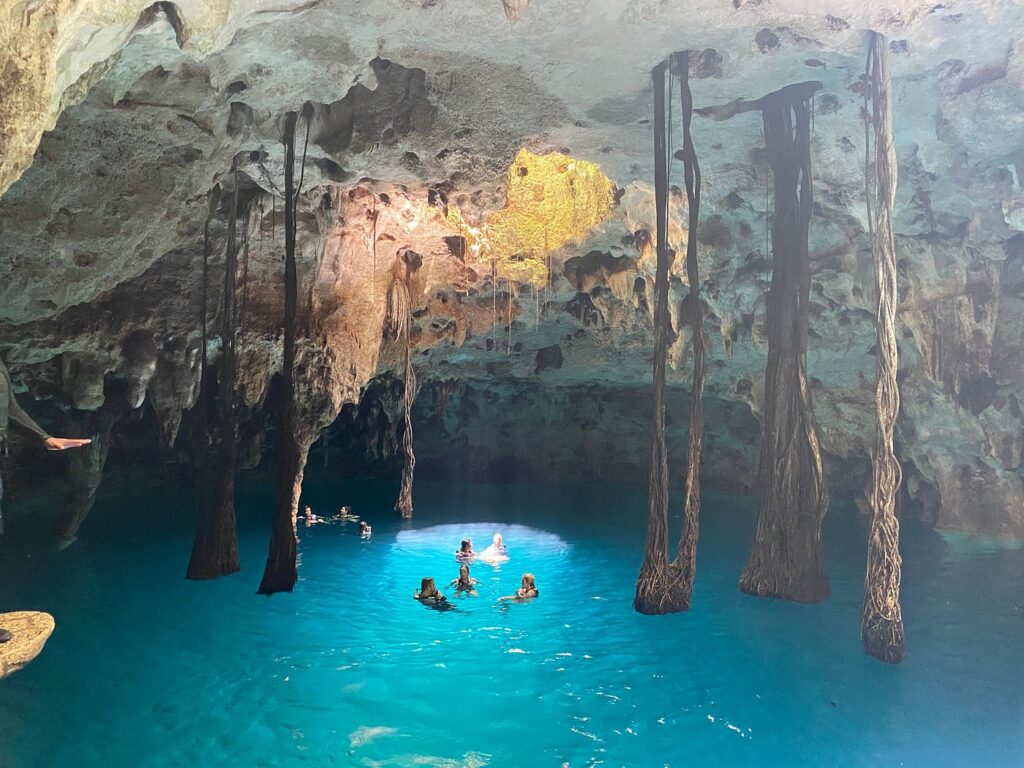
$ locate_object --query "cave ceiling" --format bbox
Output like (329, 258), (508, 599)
(1, 0), (1024, 535)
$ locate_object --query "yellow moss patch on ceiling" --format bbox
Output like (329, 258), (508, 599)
(446, 148), (615, 288)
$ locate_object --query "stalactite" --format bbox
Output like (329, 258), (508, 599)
(545, 229), (551, 305)
(736, 81), (830, 603)
(259, 108), (309, 595)
(507, 279), (513, 355)
(634, 59), (686, 615)
(534, 283), (540, 331)
(861, 30), (905, 664)
(187, 180), (241, 581)
(433, 379), (459, 417)
(669, 50), (705, 610)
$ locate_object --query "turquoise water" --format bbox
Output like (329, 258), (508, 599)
(0, 476), (1022, 767)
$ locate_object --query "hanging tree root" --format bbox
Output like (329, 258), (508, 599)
(188, 180), (241, 580)
(668, 50), (705, 612)
(635, 405), (683, 614)
(734, 82), (831, 603)
(259, 107), (310, 595)
(395, 343), (416, 519)
(635, 562), (693, 615)
(386, 249), (422, 519)
(258, 432), (311, 594)
(861, 30), (905, 664)
(633, 58), (687, 616)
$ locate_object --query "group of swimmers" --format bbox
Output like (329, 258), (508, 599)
(302, 505), (372, 537)
(297, 508), (536, 607)
(414, 533), (539, 608)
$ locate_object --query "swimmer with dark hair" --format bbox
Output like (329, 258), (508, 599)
(499, 573), (538, 602)
(455, 538), (475, 561)
(414, 577), (446, 605)
(449, 564), (478, 596)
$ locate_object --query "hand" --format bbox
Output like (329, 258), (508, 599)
(44, 436), (92, 451)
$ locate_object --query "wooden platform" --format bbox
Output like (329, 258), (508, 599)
(0, 611), (55, 680)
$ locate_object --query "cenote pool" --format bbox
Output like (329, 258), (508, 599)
(0, 477), (1021, 767)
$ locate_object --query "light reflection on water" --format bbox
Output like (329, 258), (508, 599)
(0, 476), (1021, 767)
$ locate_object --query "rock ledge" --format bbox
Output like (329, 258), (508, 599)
(0, 611), (55, 680)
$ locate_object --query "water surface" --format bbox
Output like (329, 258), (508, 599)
(0, 477), (1021, 766)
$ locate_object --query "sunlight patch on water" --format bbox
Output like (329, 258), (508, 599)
(394, 522), (570, 558)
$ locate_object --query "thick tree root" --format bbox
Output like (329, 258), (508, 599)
(861, 30), (905, 663)
(739, 82), (830, 605)
(634, 564), (691, 615)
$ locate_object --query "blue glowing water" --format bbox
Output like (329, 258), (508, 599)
(0, 477), (1022, 767)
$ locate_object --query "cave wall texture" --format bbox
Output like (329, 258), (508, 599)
(1, 0), (1023, 536)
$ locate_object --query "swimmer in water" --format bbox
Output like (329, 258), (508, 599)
(499, 573), (538, 602)
(303, 506), (318, 527)
(478, 532), (509, 562)
(490, 533), (507, 556)
(448, 564), (478, 596)
(414, 577), (446, 605)
(359, 520), (372, 538)
(455, 538), (475, 561)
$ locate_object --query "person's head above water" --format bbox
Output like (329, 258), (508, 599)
(492, 533), (504, 549)
(419, 577), (439, 597)
(459, 564), (470, 580)
(459, 539), (473, 553)
(499, 572), (538, 602)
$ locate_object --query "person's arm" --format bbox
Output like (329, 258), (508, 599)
(3, 365), (91, 450)
(7, 392), (51, 443)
